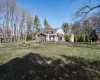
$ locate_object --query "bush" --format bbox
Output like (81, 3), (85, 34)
(77, 34), (81, 42)
(79, 35), (82, 42)
(27, 35), (32, 40)
(83, 34), (86, 42)
(65, 34), (70, 42)
(85, 35), (89, 42)
(74, 34), (89, 42)
(19, 42), (31, 47)
(80, 34), (86, 42)
(74, 35), (77, 42)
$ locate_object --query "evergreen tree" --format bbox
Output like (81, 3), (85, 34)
(34, 15), (41, 32)
(44, 18), (52, 29)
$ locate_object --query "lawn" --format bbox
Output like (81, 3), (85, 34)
(0, 42), (100, 80)
(0, 42), (100, 64)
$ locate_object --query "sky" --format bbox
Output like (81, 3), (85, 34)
(17, 0), (99, 28)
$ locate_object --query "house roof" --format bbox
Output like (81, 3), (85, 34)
(37, 28), (65, 37)
(41, 28), (60, 33)
(37, 33), (47, 36)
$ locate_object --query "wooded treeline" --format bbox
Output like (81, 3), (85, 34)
(0, 0), (100, 43)
(0, 0), (34, 43)
(0, 0), (52, 43)
(62, 11), (100, 42)
(70, 0), (100, 42)
(70, 12), (100, 42)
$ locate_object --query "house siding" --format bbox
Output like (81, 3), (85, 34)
(37, 28), (65, 42)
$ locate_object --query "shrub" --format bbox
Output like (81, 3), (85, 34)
(83, 34), (86, 42)
(74, 34), (90, 42)
(74, 35), (77, 42)
(85, 35), (89, 42)
(65, 34), (70, 42)
(20, 42), (31, 47)
(77, 34), (81, 42)
(27, 35), (32, 40)
(80, 34), (86, 42)
(80, 35), (83, 42)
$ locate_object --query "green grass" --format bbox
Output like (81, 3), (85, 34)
(0, 42), (100, 64)
(0, 42), (100, 80)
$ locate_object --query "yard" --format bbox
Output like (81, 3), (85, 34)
(0, 42), (100, 64)
(0, 42), (100, 80)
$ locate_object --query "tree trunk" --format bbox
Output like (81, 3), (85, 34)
(89, 37), (92, 44)
(25, 32), (27, 42)
(18, 26), (21, 43)
(3, 25), (6, 42)
(14, 24), (16, 42)
(10, 25), (13, 43)
(20, 26), (22, 42)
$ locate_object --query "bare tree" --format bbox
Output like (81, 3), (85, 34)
(25, 14), (33, 41)
(10, 0), (17, 43)
(31, 18), (35, 41)
(71, 21), (83, 34)
(0, 0), (35, 43)
(0, 0), (13, 42)
(19, 8), (26, 42)
(75, 5), (100, 19)
(73, 0), (100, 19)
(13, 6), (19, 43)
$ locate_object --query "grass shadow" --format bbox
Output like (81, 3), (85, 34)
(0, 53), (100, 80)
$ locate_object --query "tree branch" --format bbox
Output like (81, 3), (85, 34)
(75, 5), (100, 19)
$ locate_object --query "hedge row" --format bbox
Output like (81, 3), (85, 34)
(65, 34), (90, 42)
(65, 34), (70, 42)
(74, 34), (89, 42)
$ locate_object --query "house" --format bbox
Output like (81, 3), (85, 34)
(37, 28), (65, 42)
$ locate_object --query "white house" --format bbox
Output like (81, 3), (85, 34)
(37, 28), (65, 42)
